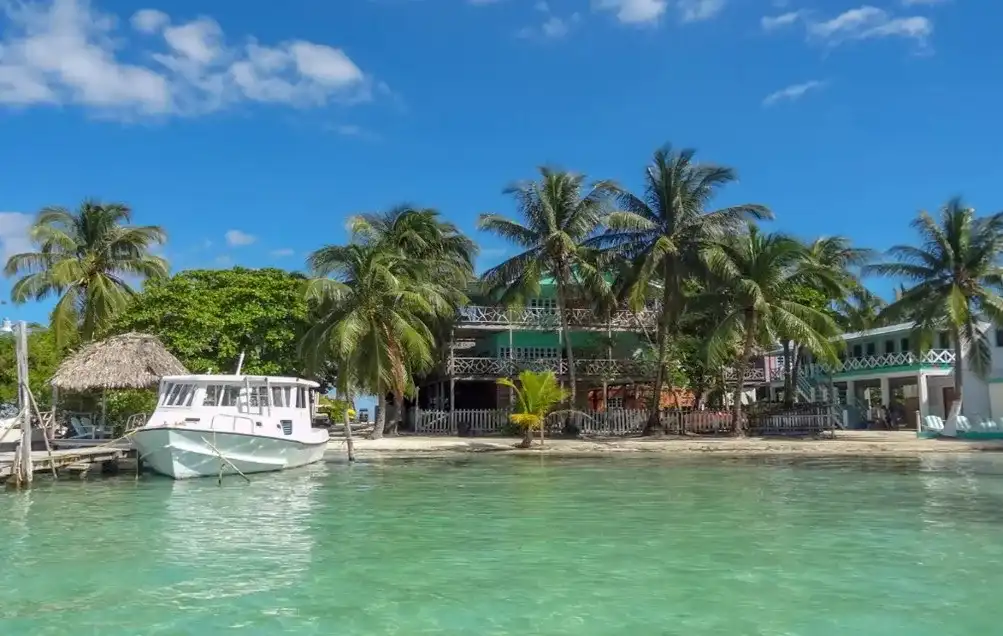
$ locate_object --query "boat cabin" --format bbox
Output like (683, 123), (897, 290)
(149, 375), (321, 437)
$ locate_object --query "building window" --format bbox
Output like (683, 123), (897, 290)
(852, 344), (863, 358)
(901, 338), (910, 352)
(996, 329), (1003, 348)
(865, 343), (876, 356)
(885, 340), (895, 354)
(939, 332), (950, 349)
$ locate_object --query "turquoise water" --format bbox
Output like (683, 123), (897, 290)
(3, 455), (1003, 634)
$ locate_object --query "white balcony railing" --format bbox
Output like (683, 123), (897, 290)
(804, 349), (955, 377)
(456, 306), (657, 331)
(448, 357), (658, 378)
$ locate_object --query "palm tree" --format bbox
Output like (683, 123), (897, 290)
(778, 236), (869, 403)
(497, 370), (568, 448)
(479, 168), (613, 417)
(4, 200), (167, 346)
(349, 205), (477, 294)
(301, 244), (452, 439)
(866, 198), (1003, 414)
(835, 288), (887, 332)
(594, 145), (772, 434)
(348, 206), (477, 431)
(705, 226), (840, 435)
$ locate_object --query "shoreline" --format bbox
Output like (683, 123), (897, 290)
(325, 430), (1003, 459)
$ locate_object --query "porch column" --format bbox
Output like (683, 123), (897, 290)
(846, 380), (856, 405)
(879, 376), (891, 406)
(917, 371), (930, 431)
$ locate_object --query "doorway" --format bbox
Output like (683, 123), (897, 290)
(942, 386), (957, 418)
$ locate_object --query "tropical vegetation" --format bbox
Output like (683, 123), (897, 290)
(5, 146), (1001, 438)
(4, 201), (167, 347)
(497, 370), (568, 447)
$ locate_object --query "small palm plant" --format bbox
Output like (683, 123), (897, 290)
(497, 370), (569, 448)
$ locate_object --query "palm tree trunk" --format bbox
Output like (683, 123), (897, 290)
(732, 312), (757, 437)
(387, 393), (402, 436)
(554, 283), (577, 433)
(791, 345), (804, 402)
(371, 390), (385, 439)
(782, 341), (793, 406)
(519, 424), (533, 448)
(343, 395), (356, 462)
(952, 326), (964, 414)
(644, 274), (673, 435)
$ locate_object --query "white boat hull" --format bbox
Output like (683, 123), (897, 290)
(132, 427), (328, 480)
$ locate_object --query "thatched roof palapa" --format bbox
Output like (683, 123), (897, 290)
(50, 332), (189, 391)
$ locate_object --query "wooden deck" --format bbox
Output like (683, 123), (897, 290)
(0, 447), (130, 481)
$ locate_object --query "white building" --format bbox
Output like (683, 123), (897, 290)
(756, 322), (1003, 427)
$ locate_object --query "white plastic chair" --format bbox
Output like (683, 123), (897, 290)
(923, 415), (944, 432)
(955, 416), (972, 432)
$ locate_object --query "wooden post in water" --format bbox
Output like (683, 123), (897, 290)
(344, 392), (356, 462)
(15, 321), (32, 484)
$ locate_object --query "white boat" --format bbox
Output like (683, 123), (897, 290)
(132, 374), (330, 480)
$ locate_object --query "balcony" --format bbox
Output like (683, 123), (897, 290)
(447, 356), (658, 379)
(456, 305), (657, 332)
(724, 366), (786, 385)
(804, 349), (956, 377)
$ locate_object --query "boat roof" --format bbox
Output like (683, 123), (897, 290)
(160, 375), (320, 388)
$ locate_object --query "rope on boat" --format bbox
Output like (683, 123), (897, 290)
(199, 435), (251, 485)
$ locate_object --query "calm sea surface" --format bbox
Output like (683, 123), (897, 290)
(2, 454), (1003, 635)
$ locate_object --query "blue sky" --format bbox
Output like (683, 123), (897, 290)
(0, 0), (1000, 327)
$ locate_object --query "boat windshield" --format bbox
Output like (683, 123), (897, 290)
(158, 382), (311, 410)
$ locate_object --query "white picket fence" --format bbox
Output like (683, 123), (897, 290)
(414, 408), (758, 437)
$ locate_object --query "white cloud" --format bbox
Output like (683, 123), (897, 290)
(225, 229), (256, 246)
(677, 0), (725, 22)
(807, 6), (932, 46)
(130, 8), (168, 33)
(0, 212), (35, 262)
(595, 0), (667, 24)
(270, 248), (294, 257)
(761, 10), (804, 31)
(518, 2), (580, 39)
(595, 0), (724, 25)
(762, 80), (826, 106)
(0, 0), (377, 118)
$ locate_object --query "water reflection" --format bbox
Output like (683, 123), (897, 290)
(150, 464), (325, 605)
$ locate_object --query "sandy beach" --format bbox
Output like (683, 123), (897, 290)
(326, 431), (1003, 459)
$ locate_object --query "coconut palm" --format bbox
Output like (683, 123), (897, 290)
(866, 198), (1003, 413)
(479, 168), (614, 415)
(835, 288), (887, 332)
(594, 145), (772, 434)
(348, 206), (477, 429)
(301, 244), (453, 439)
(4, 200), (167, 346)
(705, 226), (840, 435)
(349, 205), (477, 297)
(497, 370), (568, 448)
(777, 236), (869, 403)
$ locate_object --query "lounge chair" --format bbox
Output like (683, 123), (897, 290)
(67, 416), (109, 439)
(923, 415), (944, 432)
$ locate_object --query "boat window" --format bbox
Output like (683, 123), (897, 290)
(160, 383), (174, 405)
(248, 386), (269, 407)
(203, 385), (221, 406)
(220, 386), (240, 407)
(284, 387), (291, 407)
(165, 384), (196, 407)
(271, 387), (285, 407)
(296, 387), (306, 409)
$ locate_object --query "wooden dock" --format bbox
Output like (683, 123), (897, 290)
(0, 447), (131, 481)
